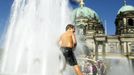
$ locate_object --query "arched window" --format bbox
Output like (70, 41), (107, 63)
(128, 18), (133, 26)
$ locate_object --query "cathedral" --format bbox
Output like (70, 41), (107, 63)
(72, 0), (134, 59)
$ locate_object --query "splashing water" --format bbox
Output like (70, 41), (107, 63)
(105, 57), (134, 75)
(0, 0), (72, 75)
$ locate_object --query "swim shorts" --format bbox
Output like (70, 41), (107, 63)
(61, 47), (78, 66)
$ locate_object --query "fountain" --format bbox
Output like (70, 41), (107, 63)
(105, 57), (134, 75)
(0, 0), (73, 75)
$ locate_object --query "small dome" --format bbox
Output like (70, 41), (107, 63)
(72, 6), (101, 22)
(118, 5), (134, 14)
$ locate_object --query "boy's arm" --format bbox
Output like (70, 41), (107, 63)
(72, 33), (77, 47)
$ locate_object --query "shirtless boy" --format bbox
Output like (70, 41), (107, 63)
(59, 24), (83, 75)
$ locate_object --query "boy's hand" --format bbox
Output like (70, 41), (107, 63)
(74, 43), (77, 48)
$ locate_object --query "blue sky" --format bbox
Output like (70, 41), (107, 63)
(0, 0), (13, 32)
(0, 0), (133, 41)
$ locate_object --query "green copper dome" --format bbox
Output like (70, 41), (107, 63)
(118, 5), (134, 14)
(72, 6), (101, 22)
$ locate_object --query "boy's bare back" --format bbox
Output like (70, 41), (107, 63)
(59, 31), (76, 48)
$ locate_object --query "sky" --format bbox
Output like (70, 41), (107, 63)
(0, 0), (13, 33)
(0, 0), (133, 45)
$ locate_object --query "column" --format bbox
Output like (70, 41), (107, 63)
(124, 42), (127, 55)
(102, 42), (106, 56)
(117, 42), (121, 53)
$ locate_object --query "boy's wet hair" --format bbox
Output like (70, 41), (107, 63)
(66, 24), (75, 31)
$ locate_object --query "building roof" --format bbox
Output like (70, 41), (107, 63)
(118, 5), (134, 14)
(72, 6), (101, 22)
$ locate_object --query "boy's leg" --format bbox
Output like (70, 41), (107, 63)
(73, 65), (83, 75)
